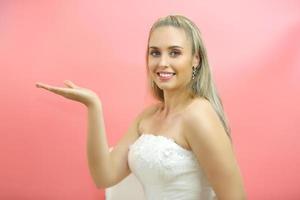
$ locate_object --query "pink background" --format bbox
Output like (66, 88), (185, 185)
(1, 0), (300, 199)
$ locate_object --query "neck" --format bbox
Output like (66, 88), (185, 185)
(159, 87), (194, 118)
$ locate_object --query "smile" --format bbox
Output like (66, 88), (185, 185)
(156, 72), (176, 81)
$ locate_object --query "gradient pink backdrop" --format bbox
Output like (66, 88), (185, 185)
(0, 0), (299, 199)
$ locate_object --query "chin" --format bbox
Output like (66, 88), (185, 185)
(157, 84), (177, 91)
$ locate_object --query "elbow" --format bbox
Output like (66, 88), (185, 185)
(89, 166), (114, 189)
(96, 182), (107, 189)
(95, 177), (116, 189)
(89, 176), (109, 189)
(95, 180), (110, 189)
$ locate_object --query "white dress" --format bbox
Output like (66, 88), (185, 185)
(128, 133), (217, 200)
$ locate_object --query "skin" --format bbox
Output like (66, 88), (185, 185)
(148, 26), (200, 118)
(148, 26), (247, 199)
(184, 99), (247, 199)
(35, 80), (99, 107)
(35, 25), (247, 198)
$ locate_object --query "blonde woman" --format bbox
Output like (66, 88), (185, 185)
(36, 15), (246, 200)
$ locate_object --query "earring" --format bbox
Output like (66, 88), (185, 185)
(192, 65), (200, 80)
(192, 66), (197, 80)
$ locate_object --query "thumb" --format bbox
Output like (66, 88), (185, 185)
(64, 80), (78, 89)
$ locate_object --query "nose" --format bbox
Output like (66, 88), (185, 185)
(157, 53), (170, 67)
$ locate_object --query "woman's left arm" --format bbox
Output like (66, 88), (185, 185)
(184, 100), (247, 200)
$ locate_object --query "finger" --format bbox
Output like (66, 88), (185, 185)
(36, 82), (55, 90)
(36, 82), (70, 96)
(64, 80), (78, 89)
(36, 82), (49, 89)
(48, 86), (71, 96)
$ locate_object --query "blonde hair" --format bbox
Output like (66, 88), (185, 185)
(145, 15), (232, 142)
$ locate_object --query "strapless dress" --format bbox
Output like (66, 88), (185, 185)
(128, 133), (217, 200)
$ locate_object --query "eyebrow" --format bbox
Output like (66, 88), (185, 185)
(149, 45), (183, 49)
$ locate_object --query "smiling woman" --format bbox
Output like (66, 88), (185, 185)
(147, 27), (195, 93)
(126, 15), (247, 200)
(36, 14), (246, 200)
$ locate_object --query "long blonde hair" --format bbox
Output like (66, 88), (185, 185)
(145, 15), (232, 142)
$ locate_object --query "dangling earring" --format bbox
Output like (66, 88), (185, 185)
(192, 65), (200, 80)
(192, 66), (197, 80)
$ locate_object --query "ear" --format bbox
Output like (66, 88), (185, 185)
(192, 52), (200, 67)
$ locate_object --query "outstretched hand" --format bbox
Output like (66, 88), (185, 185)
(35, 80), (100, 107)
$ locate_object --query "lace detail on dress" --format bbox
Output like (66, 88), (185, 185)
(128, 133), (217, 200)
(129, 134), (205, 180)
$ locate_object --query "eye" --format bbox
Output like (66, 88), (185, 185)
(149, 50), (160, 57)
(170, 50), (181, 57)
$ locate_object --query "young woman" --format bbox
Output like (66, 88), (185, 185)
(36, 15), (246, 200)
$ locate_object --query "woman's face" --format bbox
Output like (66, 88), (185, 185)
(147, 26), (199, 91)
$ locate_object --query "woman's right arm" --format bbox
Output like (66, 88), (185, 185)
(86, 101), (113, 188)
(91, 103), (159, 188)
(35, 80), (158, 188)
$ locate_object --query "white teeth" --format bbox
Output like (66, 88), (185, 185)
(159, 73), (173, 77)
(158, 72), (175, 77)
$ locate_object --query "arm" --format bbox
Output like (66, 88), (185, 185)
(34, 81), (122, 188)
(87, 101), (159, 189)
(184, 99), (247, 200)
(86, 100), (112, 188)
(35, 81), (114, 188)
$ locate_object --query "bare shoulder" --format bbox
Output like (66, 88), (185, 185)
(140, 102), (161, 117)
(186, 97), (215, 115)
(183, 96), (235, 170)
(184, 98), (232, 153)
(183, 97), (225, 139)
(137, 102), (160, 122)
(135, 102), (161, 132)
(183, 98), (246, 198)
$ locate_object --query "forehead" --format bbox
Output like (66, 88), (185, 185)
(148, 26), (190, 48)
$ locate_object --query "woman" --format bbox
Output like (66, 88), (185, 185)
(36, 15), (246, 200)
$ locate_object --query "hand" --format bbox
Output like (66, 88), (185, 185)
(36, 80), (101, 107)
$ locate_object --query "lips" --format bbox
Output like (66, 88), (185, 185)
(156, 72), (176, 76)
(156, 71), (176, 81)
(158, 73), (174, 78)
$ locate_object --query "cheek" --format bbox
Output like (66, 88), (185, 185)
(146, 65), (156, 79)
(174, 63), (191, 75)
(147, 61), (156, 72)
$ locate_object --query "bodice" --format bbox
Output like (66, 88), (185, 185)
(128, 133), (217, 200)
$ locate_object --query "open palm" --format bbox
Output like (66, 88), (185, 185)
(35, 80), (100, 107)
